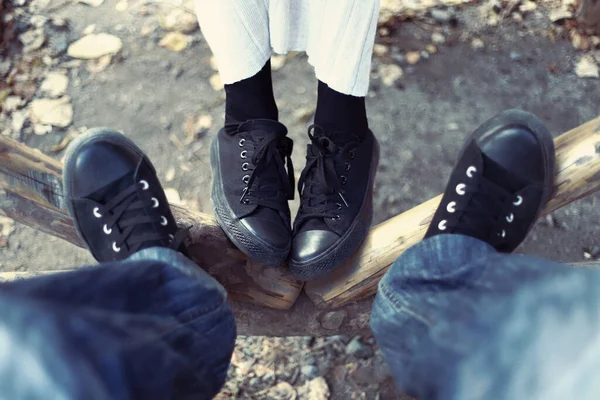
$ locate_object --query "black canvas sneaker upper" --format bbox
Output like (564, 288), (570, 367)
(425, 110), (555, 252)
(210, 119), (295, 265)
(291, 125), (379, 280)
(64, 130), (187, 262)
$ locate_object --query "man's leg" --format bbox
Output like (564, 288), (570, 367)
(371, 234), (600, 400)
(0, 247), (235, 399)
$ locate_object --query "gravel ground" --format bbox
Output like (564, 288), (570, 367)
(1, 0), (600, 398)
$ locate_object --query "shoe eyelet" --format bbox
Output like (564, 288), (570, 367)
(446, 201), (456, 213)
(456, 183), (466, 195)
(506, 213), (514, 223)
(341, 175), (347, 185)
(438, 220), (447, 231)
(466, 166), (477, 178)
(93, 207), (102, 218)
(242, 198), (250, 205)
(239, 138), (246, 147)
(336, 202), (342, 210)
(349, 150), (356, 159)
(151, 197), (159, 208)
(240, 150), (248, 159)
(242, 162), (249, 171)
(345, 162), (351, 171)
(331, 214), (341, 221)
(112, 242), (121, 252)
(513, 196), (523, 206)
(103, 224), (112, 235)
(242, 175), (250, 184)
(139, 180), (149, 190)
(498, 229), (506, 238)
(160, 216), (168, 226)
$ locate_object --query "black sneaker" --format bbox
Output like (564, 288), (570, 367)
(290, 125), (380, 281)
(210, 119), (295, 266)
(64, 128), (187, 261)
(425, 109), (555, 251)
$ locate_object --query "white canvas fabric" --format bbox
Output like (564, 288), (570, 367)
(195, 0), (380, 96)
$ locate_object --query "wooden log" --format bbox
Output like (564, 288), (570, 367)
(0, 136), (302, 311)
(305, 116), (600, 308)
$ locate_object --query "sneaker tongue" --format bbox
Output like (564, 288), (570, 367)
(481, 153), (528, 193)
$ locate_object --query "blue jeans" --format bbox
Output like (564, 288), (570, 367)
(371, 234), (600, 400)
(0, 247), (236, 400)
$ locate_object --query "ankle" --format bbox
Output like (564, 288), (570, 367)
(314, 80), (368, 137)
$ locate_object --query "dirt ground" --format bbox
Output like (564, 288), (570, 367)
(2, 0), (600, 398)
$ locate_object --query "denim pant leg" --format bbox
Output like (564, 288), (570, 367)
(0, 247), (236, 400)
(371, 234), (600, 400)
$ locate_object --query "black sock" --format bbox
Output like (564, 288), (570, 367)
(224, 60), (278, 134)
(314, 80), (368, 137)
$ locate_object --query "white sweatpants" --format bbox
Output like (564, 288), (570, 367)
(194, 0), (380, 96)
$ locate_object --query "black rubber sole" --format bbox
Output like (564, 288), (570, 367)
(63, 128), (155, 258)
(210, 137), (291, 267)
(289, 137), (381, 281)
(463, 109), (556, 251)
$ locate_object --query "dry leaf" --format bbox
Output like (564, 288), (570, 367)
(82, 24), (96, 35)
(159, 32), (189, 52)
(165, 188), (182, 205)
(49, 131), (79, 153)
(165, 167), (176, 182)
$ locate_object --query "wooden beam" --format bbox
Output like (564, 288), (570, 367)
(0, 136), (302, 311)
(305, 116), (600, 308)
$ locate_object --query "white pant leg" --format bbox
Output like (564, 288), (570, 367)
(194, 0), (271, 85)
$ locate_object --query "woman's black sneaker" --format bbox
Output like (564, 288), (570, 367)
(64, 128), (188, 262)
(290, 125), (379, 281)
(210, 119), (295, 266)
(425, 109), (556, 252)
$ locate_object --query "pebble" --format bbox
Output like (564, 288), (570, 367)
(11, 111), (27, 133)
(378, 64), (403, 87)
(0, 60), (11, 77)
(297, 377), (330, 400)
(20, 29), (46, 53)
(373, 43), (388, 57)
(430, 8), (453, 23)
(432, 32), (446, 45)
(471, 38), (485, 50)
(209, 74), (224, 91)
(405, 51), (421, 65)
(49, 34), (69, 57)
(346, 337), (374, 359)
(509, 51), (523, 62)
(163, 10), (199, 33)
(421, 51), (430, 60)
(3, 96), (24, 112)
(40, 72), (69, 98)
(575, 55), (599, 79)
(300, 365), (319, 379)
(426, 44), (437, 54)
(33, 124), (52, 136)
(68, 33), (123, 59)
(29, 97), (73, 128)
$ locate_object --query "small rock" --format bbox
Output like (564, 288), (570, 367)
(545, 214), (556, 227)
(271, 55), (286, 71)
(163, 10), (199, 33)
(591, 36), (600, 48)
(29, 97), (73, 128)
(40, 72), (69, 98)
(373, 43), (388, 57)
(300, 365), (319, 379)
(346, 337), (374, 359)
(115, 1), (128, 11)
(320, 310), (347, 330)
(87, 55), (112, 73)
(20, 29), (46, 52)
(11, 111), (27, 133)
(209, 74), (224, 91)
(171, 66), (183, 78)
(390, 51), (405, 64)
(297, 377), (330, 400)
(68, 33), (123, 59)
(519, 1), (536, 13)
(378, 64), (403, 87)
(431, 32), (446, 44)
(512, 12), (524, 23)
(248, 377), (260, 387)
(575, 55), (599, 79)
(584, 251), (592, 259)
(0, 60), (11, 78)
(447, 122), (459, 131)
(159, 32), (189, 52)
(421, 50), (430, 60)
(82, 24), (96, 35)
(430, 8), (452, 23)
(165, 188), (183, 205)
(30, 15), (47, 28)
(48, 34), (69, 57)
(405, 51), (421, 65)
(165, 167), (176, 182)
(471, 38), (485, 50)
(571, 32), (590, 51)
(3, 96), (24, 112)
(209, 56), (219, 71)
(33, 124), (52, 136)
(77, 0), (104, 6)
(426, 44), (437, 54)
(509, 51), (523, 61)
